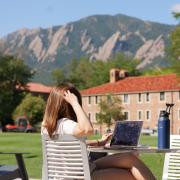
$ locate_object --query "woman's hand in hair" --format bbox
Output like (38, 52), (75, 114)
(64, 90), (79, 106)
(64, 90), (93, 137)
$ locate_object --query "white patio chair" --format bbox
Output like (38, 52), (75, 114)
(42, 134), (91, 180)
(162, 135), (180, 180)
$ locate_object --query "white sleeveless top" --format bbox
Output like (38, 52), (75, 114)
(41, 118), (77, 135)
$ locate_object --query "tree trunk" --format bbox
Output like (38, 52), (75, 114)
(100, 124), (102, 135)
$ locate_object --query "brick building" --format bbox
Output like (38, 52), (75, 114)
(81, 69), (180, 134)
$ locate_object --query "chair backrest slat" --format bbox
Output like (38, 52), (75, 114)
(42, 134), (91, 180)
(48, 157), (83, 162)
(49, 174), (85, 179)
(162, 135), (180, 180)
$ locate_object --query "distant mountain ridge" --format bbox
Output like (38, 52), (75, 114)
(0, 14), (174, 83)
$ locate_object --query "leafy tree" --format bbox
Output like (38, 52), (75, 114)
(97, 94), (124, 134)
(52, 54), (141, 90)
(108, 53), (141, 76)
(0, 55), (33, 127)
(143, 67), (175, 76)
(169, 13), (180, 76)
(68, 58), (94, 89)
(173, 12), (180, 20)
(51, 68), (66, 85)
(13, 94), (45, 125)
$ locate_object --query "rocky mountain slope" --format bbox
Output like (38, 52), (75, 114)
(0, 14), (174, 83)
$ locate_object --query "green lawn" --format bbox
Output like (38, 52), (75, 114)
(0, 133), (164, 180)
(139, 136), (164, 180)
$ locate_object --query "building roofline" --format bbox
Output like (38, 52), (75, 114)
(81, 73), (180, 96)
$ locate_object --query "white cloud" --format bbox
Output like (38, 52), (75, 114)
(172, 4), (180, 13)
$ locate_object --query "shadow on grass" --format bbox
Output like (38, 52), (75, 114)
(25, 155), (38, 159)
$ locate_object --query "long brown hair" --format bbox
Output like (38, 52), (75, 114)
(42, 83), (82, 137)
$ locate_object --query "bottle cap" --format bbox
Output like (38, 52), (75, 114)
(159, 111), (169, 117)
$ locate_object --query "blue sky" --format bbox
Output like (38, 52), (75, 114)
(0, 0), (180, 37)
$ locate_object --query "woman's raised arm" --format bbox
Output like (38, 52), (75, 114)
(64, 90), (93, 136)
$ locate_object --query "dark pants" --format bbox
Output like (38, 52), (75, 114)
(89, 152), (107, 161)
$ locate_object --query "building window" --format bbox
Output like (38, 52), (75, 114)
(146, 110), (150, 120)
(146, 93), (150, 102)
(124, 111), (129, 120)
(95, 113), (98, 121)
(107, 95), (112, 103)
(138, 93), (142, 102)
(160, 92), (165, 101)
(88, 113), (91, 121)
(124, 94), (129, 103)
(95, 96), (98, 104)
(138, 111), (142, 120)
(88, 96), (91, 104)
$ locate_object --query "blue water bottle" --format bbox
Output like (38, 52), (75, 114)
(158, 103), (174, 149)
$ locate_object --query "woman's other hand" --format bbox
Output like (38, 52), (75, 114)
(100, 133), (113, 146)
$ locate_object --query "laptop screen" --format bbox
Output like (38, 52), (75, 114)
(110, 120), (143, 146)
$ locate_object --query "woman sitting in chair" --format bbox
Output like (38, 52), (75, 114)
(41, 83), (156, 180)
